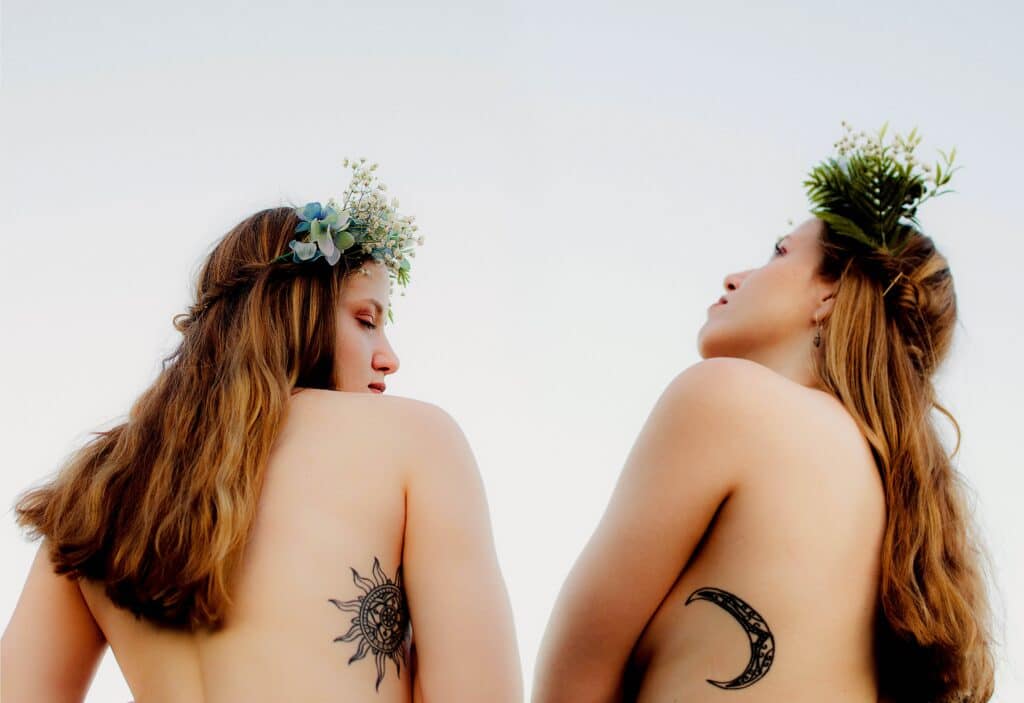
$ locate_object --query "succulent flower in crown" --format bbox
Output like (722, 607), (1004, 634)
(803, 121), (960, 258)
(274, 158), (424, 291)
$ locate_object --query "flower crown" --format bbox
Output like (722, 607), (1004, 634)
(803, 121), (959, 283)
(270, 159), (424, 297)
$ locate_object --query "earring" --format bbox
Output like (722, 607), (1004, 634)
(813, 316), (822, 348)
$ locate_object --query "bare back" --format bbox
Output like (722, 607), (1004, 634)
(64, 388), (521, 703)
(77, 389), (409, 701)
(533, 358), (887, 703)
(624, 383), (886, 701)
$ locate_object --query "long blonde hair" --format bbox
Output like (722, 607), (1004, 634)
(813, 227), (995, 702)
(16, 207), (371, 630)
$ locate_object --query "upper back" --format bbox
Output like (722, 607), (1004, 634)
(80, 388), (425, 702)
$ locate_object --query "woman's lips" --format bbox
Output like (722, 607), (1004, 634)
(368, 383), (386, 393)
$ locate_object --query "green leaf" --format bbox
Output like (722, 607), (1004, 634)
(813, 210), (876, 249)
(334, 230), (355, 251)
(804, 123), (960, 255)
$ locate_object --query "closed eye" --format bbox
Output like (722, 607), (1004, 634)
(358, 317), (377, 330)
(773, 241), (786, 257)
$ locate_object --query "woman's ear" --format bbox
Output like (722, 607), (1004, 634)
(813, 285), (837, 323)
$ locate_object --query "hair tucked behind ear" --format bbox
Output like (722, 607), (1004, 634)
(812, 224), (995, 702)
(16, 207), (372, 630)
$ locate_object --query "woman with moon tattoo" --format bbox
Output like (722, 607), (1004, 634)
(3, 163), (522, 701)
(533, 124), (994, 702)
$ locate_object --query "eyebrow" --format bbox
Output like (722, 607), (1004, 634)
(352, 298), (386, 319)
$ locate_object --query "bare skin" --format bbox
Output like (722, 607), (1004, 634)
(533, 218), (887, 702)
(3, 262), (522, 702)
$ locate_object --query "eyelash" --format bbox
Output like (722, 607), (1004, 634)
(773, 242), (786, 257)
(358, 317), (377, 330)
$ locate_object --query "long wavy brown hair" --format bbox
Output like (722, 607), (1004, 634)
(15, 206), (373, 630)
(813, 224), (995, 702)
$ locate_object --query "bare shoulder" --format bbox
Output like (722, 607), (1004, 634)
(659, 358), (872, 474)
(657, 357), (800, 436)
(663, 357), (783, 405)
(291, 388), (461, 439)
(291, 388), (474, 478)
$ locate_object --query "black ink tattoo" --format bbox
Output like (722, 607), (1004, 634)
(685, 586), (775, 689)
(329, 557), (411, 691)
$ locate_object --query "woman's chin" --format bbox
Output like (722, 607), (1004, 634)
(696, 324), (719, 358)
(696, 335), (716, 359)
(696, 327), (736, 360)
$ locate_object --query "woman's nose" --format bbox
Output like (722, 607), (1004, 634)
(374, 339), (400, 376)
(723, 270), (747, 292)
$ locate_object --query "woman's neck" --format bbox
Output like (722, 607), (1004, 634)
(738, 334), (823, 392)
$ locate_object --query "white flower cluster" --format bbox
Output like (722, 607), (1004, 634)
(833, 120), (956, 190)
(334, 158), (424, 295)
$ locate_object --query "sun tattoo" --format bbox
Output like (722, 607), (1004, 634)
(328, 557), (411, 691)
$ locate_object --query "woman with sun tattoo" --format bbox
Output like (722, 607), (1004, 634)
(2, 161), (522, 702)
(533, 124), (995, 703)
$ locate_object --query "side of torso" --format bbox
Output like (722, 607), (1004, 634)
(624, 387), (887, 703)
(79, 390), (414, 703)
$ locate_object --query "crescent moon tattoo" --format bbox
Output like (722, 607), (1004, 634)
(685, 586), (775, 689)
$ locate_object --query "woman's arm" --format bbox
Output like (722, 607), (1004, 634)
(532, 358), (766, 702)
(2, 543), (107, 703)
(402, 404), (523, 702)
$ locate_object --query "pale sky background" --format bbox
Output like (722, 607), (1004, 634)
(2, 1), (1022, 700)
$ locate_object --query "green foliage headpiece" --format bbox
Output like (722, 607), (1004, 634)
(803, 121), (959, 262)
